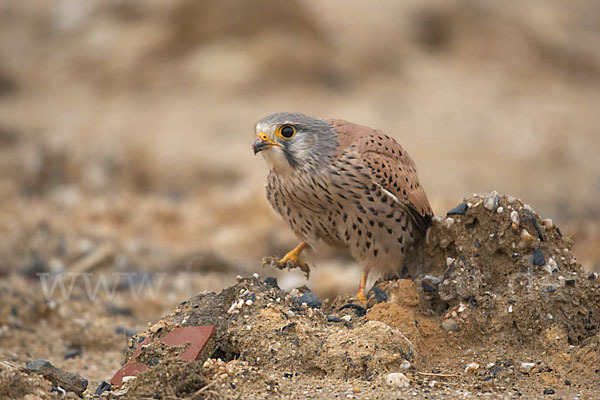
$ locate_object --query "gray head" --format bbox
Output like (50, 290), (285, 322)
(253, 112), (337, 174)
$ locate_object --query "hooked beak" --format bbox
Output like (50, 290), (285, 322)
(252, 132), (279, 155)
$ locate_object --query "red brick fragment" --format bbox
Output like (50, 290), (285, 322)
(110, 326), (215, 387)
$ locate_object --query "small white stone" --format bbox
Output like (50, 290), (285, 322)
(547, 313), (553, 320)
(458, 304), (466, 313)
(446, 257), (455, 267)
(400, 360), (411, 369)
(385, 372), (410, 388)
(508, 305), (513, 313)
(497, 207), (504, 213)
(510, 211), (519, 225)
(543, 219), (553, 228)
(253, 273), (260, 279)
(520, 362), (535, 373)
(444, 218), (455, 228)
(432, 216), (443, 223)
(122, 376), (137, 384)
(465, 362), (480, 374)
(544, 264), (553, 274)
(342, 315), (352, 322)
(286, 310), (295, 318)
(245, 299), (253, 306)
(226, 302), (237, 314)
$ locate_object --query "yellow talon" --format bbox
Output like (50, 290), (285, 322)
(280, 242), (310, 278)
(280, 241), (307, 264)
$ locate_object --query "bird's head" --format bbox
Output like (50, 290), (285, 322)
(253, 112), (337, 174)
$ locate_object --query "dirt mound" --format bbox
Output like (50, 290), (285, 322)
(402, 192), (600, 346)
(96, 192), (600, 398)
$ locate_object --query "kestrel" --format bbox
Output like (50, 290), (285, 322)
(253, 112), (433, 303)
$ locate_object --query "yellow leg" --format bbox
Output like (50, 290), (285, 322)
(356, 269), (368, 305)
(280, 241), (307, 264)
(280, 241), (310, 278)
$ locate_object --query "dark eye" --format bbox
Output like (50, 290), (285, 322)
(280, 125), (295, 139)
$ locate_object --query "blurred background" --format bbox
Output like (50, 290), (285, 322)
(0, 0), (599, 315)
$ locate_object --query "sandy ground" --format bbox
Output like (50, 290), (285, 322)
(0, 1), (599, 398)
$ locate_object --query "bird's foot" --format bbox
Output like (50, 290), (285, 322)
(279, 242), (310, 279)
(355, 289), (367, 306)
(261, 242), (311, 279)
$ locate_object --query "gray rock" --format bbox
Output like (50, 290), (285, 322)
(296, 289), (322, 309)
(441, 318), (459, 331)
(532, 247), (546, 266)
(447, 203), (468, 216)
(484, 191), (500, 211)
(26, 359), (88, 395)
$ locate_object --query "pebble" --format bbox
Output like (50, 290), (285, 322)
(446, 257), (455, 267)
(548, 257), (558, 268)
(385, 372), (410, 388)
(370, 286), (388, 303)
(465, 362), (480, 374)
(444, 217), (455, 228)
(520, 229), (533, 242)
(94, 381), (111, 396)
(510, 211), (519, 225)
(542, 218), (553, 228)
(532, 248), (546, 266)
(263, 277), (280, 288)
(26, 360), (88, 395)
(253, 273), (260, 279)
(519, 362), (535, 373)
(497, 206), (504, 213)
(483, 191), (500, 211)
(421, 279), (436, 292)
(543, 388), (555, 395)
(447, 203), (468, 216)
(327, 315), (342, 323)
(285, 310), (295, 318)
(400, 360), (411, 369)
(296, 289), (322, 309)
(341, 315), (352, 322)
(339, 303), (367, 317)
(64, 349), (82, 359)
(441, 318), (459, 331)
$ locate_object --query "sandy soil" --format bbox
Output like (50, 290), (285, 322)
(0, 1), (599, 399)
